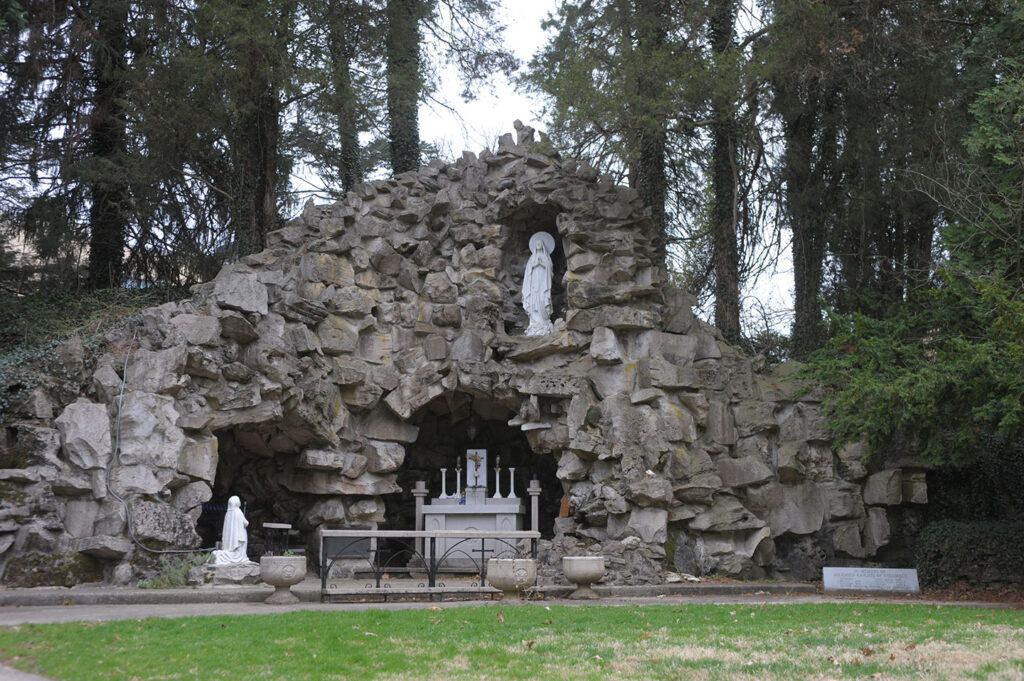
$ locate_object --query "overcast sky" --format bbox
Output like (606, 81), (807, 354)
(419, 0), (552, 155)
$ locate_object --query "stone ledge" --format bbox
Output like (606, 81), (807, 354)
(0, 580), (817, 607)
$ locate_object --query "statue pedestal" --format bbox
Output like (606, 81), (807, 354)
(189, 562), (260, 586)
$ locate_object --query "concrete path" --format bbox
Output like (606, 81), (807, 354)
(0, 665), (52, 681)
(0, 591), (839, 626)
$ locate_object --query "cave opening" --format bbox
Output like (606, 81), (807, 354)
(197, 425), (307, 558)
(388, 391), (562, 543)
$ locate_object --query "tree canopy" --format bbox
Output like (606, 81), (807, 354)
(0, 0), (515, 289)
(2, 0), (1023, 474)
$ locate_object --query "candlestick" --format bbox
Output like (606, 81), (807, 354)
(492, 466), (503, 499)
(440, 468), (448, 498)
(507, 467), (517, 499)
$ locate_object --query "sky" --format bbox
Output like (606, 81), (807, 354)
(418, 1), (552, 155)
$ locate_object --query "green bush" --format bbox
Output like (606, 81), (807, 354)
(927, 434), (1024, 522)
(915, 520), (1024, 587)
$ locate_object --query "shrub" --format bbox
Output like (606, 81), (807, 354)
(916, 520), (1024, 587)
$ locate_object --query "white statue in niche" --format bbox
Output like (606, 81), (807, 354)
(211, 496), (254, 565)
(522, 231), (555, 335)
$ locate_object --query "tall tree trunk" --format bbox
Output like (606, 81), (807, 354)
(785, 95), (826, 358)
(386, 0), (420, 175)
(230, 0), (285, 258)
(630, 0), (669, 270)
(87, 0), (129, 289)
(233, 73), (279, 257)
(709, 0), (740, 342)
(327, 0), (361, 191)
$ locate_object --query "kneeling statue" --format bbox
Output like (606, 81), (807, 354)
(212, 496), (255, 565)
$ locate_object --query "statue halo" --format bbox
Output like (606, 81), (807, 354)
(529, 231), (556, 254)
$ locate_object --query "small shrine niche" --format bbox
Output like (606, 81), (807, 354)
(196, 426), (305, 554)
(497, 203), (567, 335)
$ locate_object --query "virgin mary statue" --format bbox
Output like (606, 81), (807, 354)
(523, 232), (555, 335)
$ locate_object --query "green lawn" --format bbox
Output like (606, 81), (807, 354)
(1, 603), (1022, 680)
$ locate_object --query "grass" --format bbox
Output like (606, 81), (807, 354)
(0, 603), (1022, 680)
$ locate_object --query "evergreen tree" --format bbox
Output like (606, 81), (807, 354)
(803, 4), (1024, 467)
(708, 0), (740, 341)
(85, 0), (131, 288)
(0, 0), (138, 288)
(766, 0), (994, 355)
(323, 0), (375, 191)
(524, 0), (699, 274)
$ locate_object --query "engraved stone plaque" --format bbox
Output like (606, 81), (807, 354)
(823, 567), (920, 594)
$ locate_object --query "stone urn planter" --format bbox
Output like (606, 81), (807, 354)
(562, 555), (604, 599)
(486, 558), (537, 600)
(260, 555), (306, 604)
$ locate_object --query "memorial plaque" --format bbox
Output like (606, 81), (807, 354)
(823, 567), (920, 594)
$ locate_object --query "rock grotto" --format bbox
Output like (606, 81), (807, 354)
(0, 122), (929, 587)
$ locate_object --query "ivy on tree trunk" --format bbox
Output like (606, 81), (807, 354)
(86, 0), (130, 289)
(386, 0), (421, 175)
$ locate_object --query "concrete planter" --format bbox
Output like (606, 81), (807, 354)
(260, 555), (306, 604)
(562, 555), (605, 599)
(486, 558), (537, 600)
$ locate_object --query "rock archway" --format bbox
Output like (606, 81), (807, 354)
(0, 123), (930, 586)
(393, 391), (562, 539)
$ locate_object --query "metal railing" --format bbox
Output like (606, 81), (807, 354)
(319, 529), (540, 602)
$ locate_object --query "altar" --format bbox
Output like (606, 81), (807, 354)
(413, 449), (540, 568)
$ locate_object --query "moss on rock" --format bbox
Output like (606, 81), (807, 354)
(3, 552), (104, 587)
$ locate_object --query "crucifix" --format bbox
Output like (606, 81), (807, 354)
(466, 449), (486, 489)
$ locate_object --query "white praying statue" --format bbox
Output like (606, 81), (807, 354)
(211, 496), (254, 565)
(523, 231), (555, 335)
